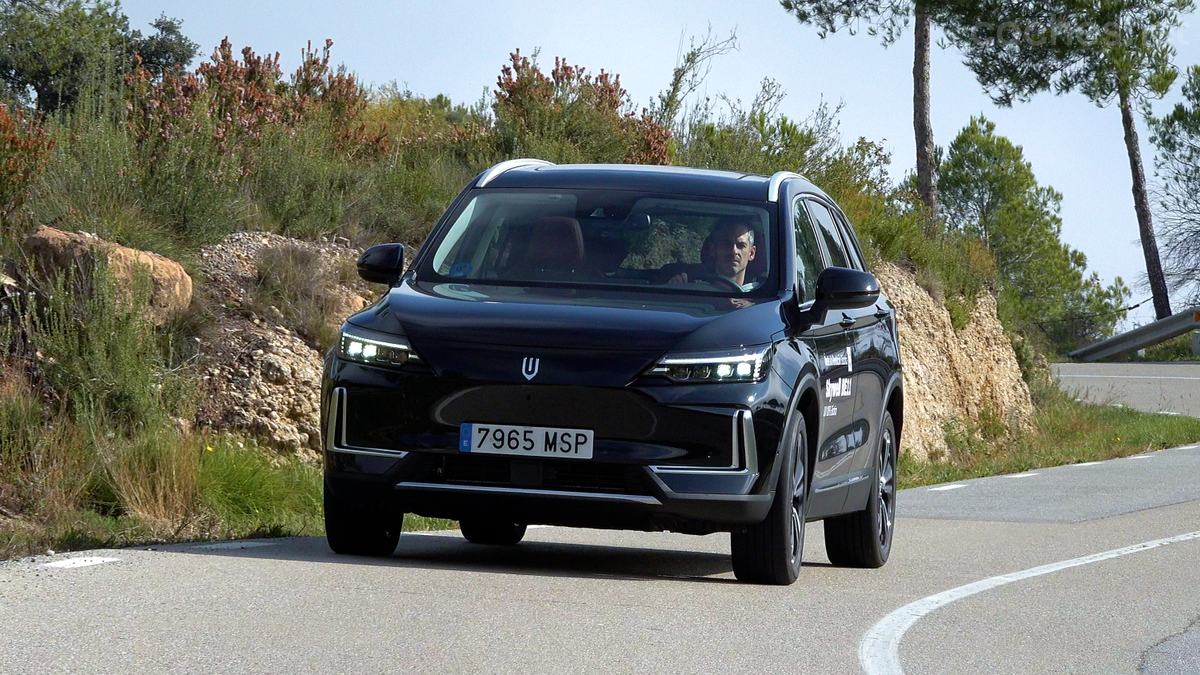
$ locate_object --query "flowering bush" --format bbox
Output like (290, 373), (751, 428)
(124, 39), (385, 162)
(494, 50), (669, 165)
(0, 104), (54, 229)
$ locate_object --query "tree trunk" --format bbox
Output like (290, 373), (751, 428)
(913, 3), (938, 226)
(1119, 90), (1173, 320)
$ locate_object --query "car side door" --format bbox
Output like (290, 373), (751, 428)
(804, 199), (874, 503)
(795, 198), (858, 515)
(829, 207), (892, 485)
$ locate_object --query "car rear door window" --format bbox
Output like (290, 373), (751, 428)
(806, 201), (850, 269)
(834, 214), (866, 271)
(792, 198), (824, 303)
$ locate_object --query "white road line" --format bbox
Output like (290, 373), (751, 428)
(1006, 472), (1040, 478)
(858, 530), (1200, 675)
(1130, 455), (1153, 460)
(1058, 375), (1200, 381)
(193, 541), (278, 550)
(42, 557), (120, 569)
(927, 485), (966, 492)
(1073, 461), (1102, 467)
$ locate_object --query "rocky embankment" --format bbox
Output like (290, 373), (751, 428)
(194, 232), (368, 461)
(875, 262), (1034, 461)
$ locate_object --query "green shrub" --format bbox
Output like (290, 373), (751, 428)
(27, 262), (193, 431)
(198, 436), (322, 535)
(254, 117), (353, 238)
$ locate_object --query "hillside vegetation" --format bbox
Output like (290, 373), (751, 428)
(0, 6), (1197, 557)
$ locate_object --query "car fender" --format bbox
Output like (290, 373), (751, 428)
(881, 371), (904, 442)
(758, 368), (821, 495)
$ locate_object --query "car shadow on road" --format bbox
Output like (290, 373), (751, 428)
(163, 533), (832, 584)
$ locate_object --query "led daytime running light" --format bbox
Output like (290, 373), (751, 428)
(339, 333), (420, 367)
(649, 347), (770, 384)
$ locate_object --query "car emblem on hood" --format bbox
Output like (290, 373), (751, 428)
(522, 357), (540, 381)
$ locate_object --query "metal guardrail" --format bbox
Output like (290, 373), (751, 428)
(1069, 306), (1200, 362)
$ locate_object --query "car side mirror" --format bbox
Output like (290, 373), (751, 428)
(813, 267), (880, 312)
(357, 243), (405, 285)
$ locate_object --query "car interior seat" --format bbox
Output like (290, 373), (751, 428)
(509, 216), (591, 279)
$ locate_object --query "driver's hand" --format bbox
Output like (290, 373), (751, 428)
(668, 272), (688, 284)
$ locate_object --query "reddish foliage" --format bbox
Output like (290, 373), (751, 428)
(0, 104), (55, 227)
(494, 50), (669, 165)
(291, 40), (389, 158)
(196, 39), (291, 149)
(124, 38), (385, 160)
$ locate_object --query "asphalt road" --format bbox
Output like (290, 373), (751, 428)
(1052, 362), (1200, 417)
(3, 444), (1200, 674)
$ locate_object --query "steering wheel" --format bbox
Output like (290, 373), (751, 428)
(689, 272), (743, 293)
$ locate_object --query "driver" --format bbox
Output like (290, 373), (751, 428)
(668, 218), (759, 290)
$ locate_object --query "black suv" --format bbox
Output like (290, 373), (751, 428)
(321, 160), (902, 585)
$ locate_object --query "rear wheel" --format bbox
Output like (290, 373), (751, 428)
(731, 415), (808, 585)
(824, 411), (897, 568)
(460, 517), (527, 545)
(323, 483), (402, 557)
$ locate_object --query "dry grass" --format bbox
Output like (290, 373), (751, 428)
(98, 426), (202, 532)
(251, 244), (352, 353)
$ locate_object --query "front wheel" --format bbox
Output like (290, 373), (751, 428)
(731, 414), (808, 585)
(324, 483), (402, 557)
(824, 410), (897, 568)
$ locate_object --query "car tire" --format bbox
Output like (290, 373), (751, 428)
(731, 414), (808, 585)
(824, 410), (897, 568)
(460, 517), (527, 545)
(323, 482), (402, 557)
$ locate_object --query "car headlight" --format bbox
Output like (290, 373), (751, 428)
(647, 345), (772, 384)
(339, 330), (422, 367)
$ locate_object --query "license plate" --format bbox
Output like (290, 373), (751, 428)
(459, 423), (594, 459)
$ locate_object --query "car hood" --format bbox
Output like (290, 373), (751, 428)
(346, 280), (786, 384)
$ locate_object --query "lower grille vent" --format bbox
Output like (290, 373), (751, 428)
(422, 454), (647, 495)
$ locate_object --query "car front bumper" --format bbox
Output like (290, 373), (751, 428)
(322, 376), (781, 533)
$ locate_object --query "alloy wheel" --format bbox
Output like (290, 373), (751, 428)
(790, 445), (806, 566)
(877, 427), (896, 548)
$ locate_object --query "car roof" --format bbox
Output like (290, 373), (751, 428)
(479, 162), (830, 203)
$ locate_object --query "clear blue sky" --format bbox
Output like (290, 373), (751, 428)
(124, 0), (1200, 326)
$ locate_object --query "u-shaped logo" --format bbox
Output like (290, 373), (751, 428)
(522, 357), (540, 380)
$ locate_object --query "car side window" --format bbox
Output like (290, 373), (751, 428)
(835, 216), (866, 271)
(792, 198), (824, 303)
(806, 201), (849, 268)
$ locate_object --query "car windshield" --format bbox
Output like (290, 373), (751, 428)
(422, 189), (778, 296)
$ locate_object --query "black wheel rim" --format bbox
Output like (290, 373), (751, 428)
(877, 427), (896, 548)
(790, 445), (806, 567)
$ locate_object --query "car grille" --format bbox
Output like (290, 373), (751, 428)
(416, 454), (650, 495)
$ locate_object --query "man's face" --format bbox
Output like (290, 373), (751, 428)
(709, 224), (756, 280)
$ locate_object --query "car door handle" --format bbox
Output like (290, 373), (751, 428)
(839, 313), (855, 328)
(874, 306), (889, 319)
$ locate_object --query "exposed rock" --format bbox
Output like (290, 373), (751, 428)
(194, 232), (373, 459)
(22, 226), (192, 325)
(875, 262), (1034, 462)
(333, 293), (369, 319)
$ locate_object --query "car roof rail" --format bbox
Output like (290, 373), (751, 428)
(766, 171), (806, 202)
(477, 158), (556, 187)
